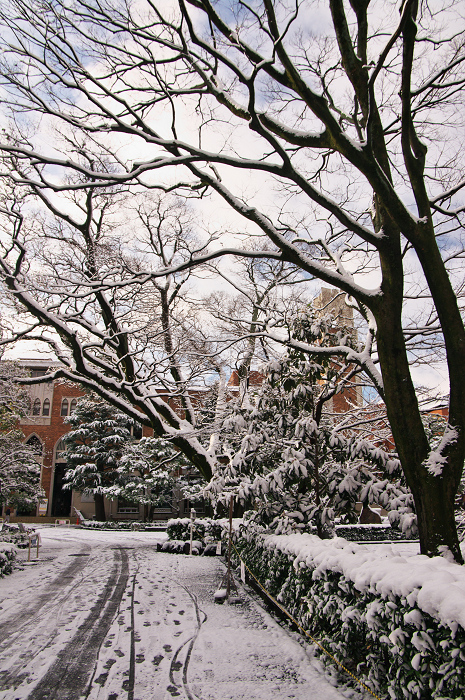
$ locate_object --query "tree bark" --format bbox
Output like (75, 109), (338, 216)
(375, 226), (463, 562)
(94, 493), (106, 522)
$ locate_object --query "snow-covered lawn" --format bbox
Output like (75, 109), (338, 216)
(0, 527), (352, 700)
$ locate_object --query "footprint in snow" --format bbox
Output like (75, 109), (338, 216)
(93, 672), (108, 686)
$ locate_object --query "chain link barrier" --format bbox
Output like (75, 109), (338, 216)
(229, 538), (383, 700)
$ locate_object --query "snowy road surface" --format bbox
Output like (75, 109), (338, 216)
(0, 528), (351, 700)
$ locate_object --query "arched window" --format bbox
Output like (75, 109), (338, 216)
(32, 398), (41, 416)
(26, 435), (43, 456)
(61, 399), (69, 417)
(70, 399), (77, 414)
(55, 438), (67, 461)
(42, 398), (50, 417)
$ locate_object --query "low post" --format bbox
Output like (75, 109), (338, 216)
(226, 495), (233, 599)
(27, 532), (40, 562)
(189, 507), (196, 555)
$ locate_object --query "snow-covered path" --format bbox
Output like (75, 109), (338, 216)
(0, 528), (349, 700)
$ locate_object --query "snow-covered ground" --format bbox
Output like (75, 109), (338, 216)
(0, 527), (354, 700)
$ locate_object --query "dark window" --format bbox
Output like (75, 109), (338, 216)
(55, 438), (67, 460)
(32, 398), (41, 416)
(30, 369), (47, 377)
(61, 399), (69, 417)
(42, 398), (50, 416)
(117, 499), (139, 514)
(132, 423), (143, 439)
(184, 498), (205, 514)
(26, 435), (43, 456)
(70, 398), (77, 414)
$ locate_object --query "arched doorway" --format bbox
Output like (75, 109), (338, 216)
(51, 438), (72, 517)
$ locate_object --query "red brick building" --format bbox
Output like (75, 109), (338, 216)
(10, 360), (190, 522)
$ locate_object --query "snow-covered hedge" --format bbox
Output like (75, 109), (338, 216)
(0, 543), (16, 576)
(166, 517), (226, 542)
(81, 520), (149, 530)
(233, 531), (465, 699)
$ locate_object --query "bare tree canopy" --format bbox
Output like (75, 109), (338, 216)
(0, 0), (464, 559)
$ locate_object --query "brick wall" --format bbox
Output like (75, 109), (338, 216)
(20, 382), (84, 500)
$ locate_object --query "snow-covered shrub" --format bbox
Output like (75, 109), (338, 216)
(166, 517), (226, 542)
(457, 511), (465, 543)
(158, 539), (204, 555)
(0, 543), (16, 575)
(233, 530), (465, 699)
(0, 524), (31, 548)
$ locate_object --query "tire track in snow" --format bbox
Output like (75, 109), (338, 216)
(0, 548), (100, 693)
(22, 546), (130, 700)
(0, 546), (92, 645)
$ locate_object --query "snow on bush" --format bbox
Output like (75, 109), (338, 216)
(234, 530), (465, 699)
(0, 543), (16, 576)
(166, 517), (227, 543)
(0, 525), (31, 549)
(158, 539), (204, 555)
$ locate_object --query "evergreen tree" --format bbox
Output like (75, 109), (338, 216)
(114, 436), (201, 521)
(64, 395), (203, 521)
(0, 361), (43, 510)
(63, 397), (133, 521)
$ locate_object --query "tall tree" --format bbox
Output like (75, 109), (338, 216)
(63, 396), (133, 521)
(208, 306), (415, 539)
(0, 360), (43, 510)
(0, 0), (464, 559)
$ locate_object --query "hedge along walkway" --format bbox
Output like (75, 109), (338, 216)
(232, 531), (465, 700)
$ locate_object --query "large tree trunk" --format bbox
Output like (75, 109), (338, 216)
(94, 493), (106, 522)
(376, 231), (463, 563)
